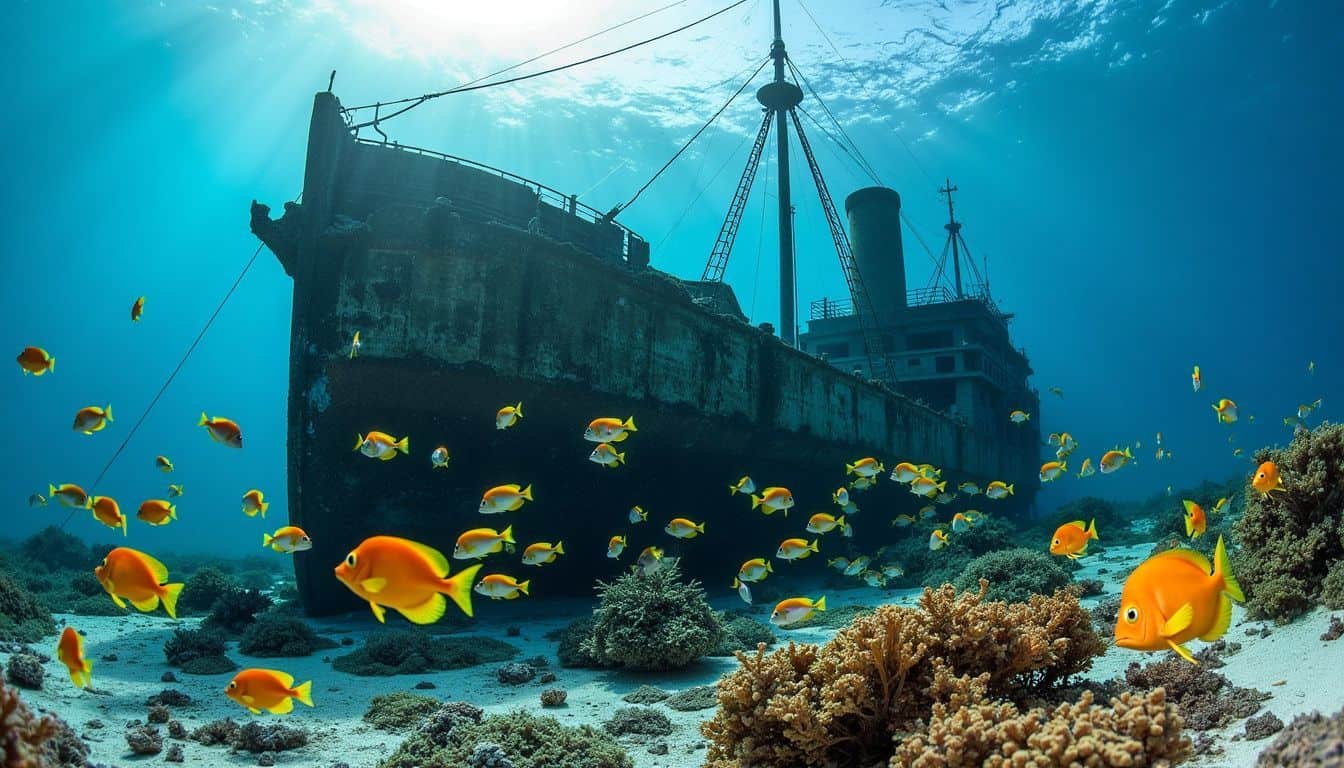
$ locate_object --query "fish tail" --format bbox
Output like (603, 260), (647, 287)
(48, 483), (56, 497)
(521, 484), (533, 501)
(1007, 484), (1015, 495)
(47, 357), (54, 373)
(294, 680), (314, 707)
(517, 579), (531, 596)
(1087, 519), (1098, 540)
(442, 563), (483, 617)
(936, 481), (946, 493)
(1060, 460), (1067, 472)
(808, 539), (819, 552)
(396, 435), (409, 454)
(617, 451), (626, 465)
(815, 596), (827, 612)
(198, 411), (209, 427)
(353, 434), (364, 451)
(169, 504), (177, 520)
(766, 561), (774, 573)
(120, 515), (128, 537)
(729, 484), (737, 495)
(501, 525), (515, 544)
(751, 494), (763, 510)
(105, 404), (113, 422)
(160, 582), (184, 619)
(554, 541), (564, 556)
(1214, 535), (1244, 603)
(845, 463), (855, 475)
(836, 515), (846, 528)
(260, 501), (269, 519)
(263, 533), (274, 548)
(515, 402), (523, 418)
(624, 416), (637, 432)
(695, 522), (705, 534)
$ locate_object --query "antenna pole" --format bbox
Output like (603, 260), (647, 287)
(940, 178), (963, 298)
(767, 0), (800, 345)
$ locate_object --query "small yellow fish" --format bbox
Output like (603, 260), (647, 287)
(241, 489), (269, 519)
(933, 491), (957, 505)
(225, 668), (313, 715)
(1009, 410), (1030, 424)
(200, 412), (243, 448)
(842, 556), (870, 576)
(862, 570), (887, 588)
(137, 499), (177, 526)
(889, 462), (920, 483)
(453, 526), (516, 560)
(1183, 500), (1206, 539)
(1251, 461), (1286, 497)
(49, 483), (88, 509)
(664, 518), (705, 539)
(737, 558), (772, 582)
(474, 574), (530, 599)
(335, 535), (482, 621)
(957, 482), (981, 496)
(917, 464), (942, 479)
(584, 416), (637, 443)
(1050, 519), (1098, 560)
(1191, 365), (1201, 392)
(890, 514), (916, 528)
(1077, 458), (1095, 478)
(155, 455), (174, 473)
(775, 538), (819, 561)
(522, 541), (564, 566)
(1048, 433), (1061, 446)
(15, 346), (55, 376)
(729, 476), (756, 495)
(1114, 536), (1242, 664)
(918, 505), (937, 519)
(1099, 447), (1134, 474)
(752, 487), (794, 516)
(354, 431), (408, 460)
(909, 477), (945, 498)
(636, 546), (664, 574)
(985, 481), (1014, 500)
(606, 536), (627, 559)
(832, 487), (850, 506)
(881, 564), (905, 579)
(496, 402), (523, 430)
(349, 330), (361, 359)
(56, 626), (92, 689)
(1039, 461), (1067, 482)
(480, 484), (534, 513)
(94, 547), (183, 618)
(628, 506), (647, 524)
(951, 512), (975, 533)
(929, 529), (949, 551)
(849, 476), (877, 491)
(263, 526), (312, 553)
(806, 513), (845, 534)
(1211, 497), (1229, 515)
(1059, 433), (1077, 452)
(845, 457), (883, 478)
(733, 577), (752, 604)
(827, 556), (850, 572)
(1212, 399), (1238, 424)
(429, 445), (450, 469)
(87, 496), (127, 536)
(131, 296), (146, 323)
(1049, 386), (1064, 398)
(770, 595), (826, 627)
(167, 484), (184, 498)
(589, 443), (626, 467)
(1297, 399), (1322, 419)
(72, 405), (113, 435)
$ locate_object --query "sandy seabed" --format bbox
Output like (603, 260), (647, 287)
(6, 543), (1339, 768)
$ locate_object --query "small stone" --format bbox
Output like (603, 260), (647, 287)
(258, 750), (276, 766)
(495, 662), (535, 685)
(5, 654), (44, 690)
(161, 671), (178, 683)
(648, 742), (669, 755)
(538, 672), (557, 684)
(126, 725), (163, 755)
(621, 685), (670, 704)
(148, 704), (170, 724)
(168, 719), (187, 739)
(1272, 679), (1287, 686)
(165, 743), (184, 763)
(1097, 568), (1109, 575)
(414, 681), (437, 690)
(85, 719), (104, 730)
(1244, 711), (1284, 740)
(1321, 616), (1343, 642)
(540, 688), (567, 707)
(149, 689), (193, 707)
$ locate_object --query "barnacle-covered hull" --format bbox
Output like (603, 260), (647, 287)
(251, 92), (1041, 615)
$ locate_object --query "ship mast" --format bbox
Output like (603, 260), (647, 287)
(940, 178), (963, 299)
(759, 0), (804, 345)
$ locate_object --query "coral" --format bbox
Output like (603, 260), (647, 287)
(332, 631), (518, 676)
(19, 527), (91, 570)
(0, 675), (89, 767)
(1323, 560), (1344, 610)
(551, 616), (608, 668)
(383, 710), (632, 768)
(1123, 653), (1269, 730)
(364, 692), (442, 732)
(5, 654), (44, 690)
(168, 719), (187, 739)
(621, 685), (669, 704)
(664, 685), (718, 712)
(1075, 578), (1105, 597)
(540, 688), (567, 707)
(1256, 705), (1344, 766)
(165, 743), (184, 762)
(126, 725), (163, 755)
(496, 662), (535, 685)
(1246, 711), (1285, 740)
(1323, 616), (1344, 642)
(583, 562), (722, 671)
(190, 718), (241, 746)
(469, 742), (515, 768)
(178, 567), (236, 614)
(701, 582), (1106, 768)
(954, 547), (1073, 605)
(604, 707), (673, 737)
(147, 704), (170, 724)
(0, 570), (54, 643)
(238, 613), (336, 657)
(203, 587), (273, 634)
(1234, 422), (1344, 621)
(149, 689), (193, 707)
(234, 722), (308, 753)
(163, 627), (237, 675)
(889, 688), (1191, 767)
(711, 614), (776, 655)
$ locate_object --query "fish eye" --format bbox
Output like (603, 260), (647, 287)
(1123, 605), (1139, 623)
(227, 682), (236, 690)
(345, 553), (357, 567)
(1052, 538), (1060, 546)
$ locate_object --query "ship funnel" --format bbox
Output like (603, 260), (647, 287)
(844, 187), (906, 326)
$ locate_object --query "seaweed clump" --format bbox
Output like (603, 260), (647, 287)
(550, 616), (608, 668)
(332, 630), (518, 676)
(701, 581), (1112, 768)
(953, 547), (1073, 604)
(163, 627), (238, 675)
(583, 561), (723, 671)
(238, 612), (336, 657)
(383, 709), (631, 768)
(179, 567), (236, 614)
(0, 675), (90, 767)
(202, 587), (273, 634)
(364, 691), (442, 731)
(0, 570), (54, 643)
(1255, 704), (1344, 766)
(1234, 422), (1344, 621)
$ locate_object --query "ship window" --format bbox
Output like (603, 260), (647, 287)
(907, 330), (953, 350)
(935, 355), (955, 373)
(817, 342), (849, 358)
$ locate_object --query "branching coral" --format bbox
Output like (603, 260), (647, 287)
(583, 561), (723, 671)
(202, 587), (273, 634)
(1, 675), (89, 767)
(701, 582), (1106, 768)
(1234, 422), (1344, 621)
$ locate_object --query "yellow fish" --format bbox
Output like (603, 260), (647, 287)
(737, 558), (772, 582)
(241, 489), (269, 518)
(985, 481), (1014, 500)
(49, 483), (89, 509)
(1211, 497), (1229, 515)
(733, 577), (752, 605)
(889, 462), (919, 483)
(775, 538), (818, 561)
(87, 496), (127, 536)
(862, 571), (887, 588)
(951, 513), (975, 533)
(890, 514), (916, 528)
(1114, 536), (1242, 664)
(349, 330), (361, 359)
(606, 535), (627, 559)
(1077, 458), (1095, 478)
(1039, 461), (1067, 482)
(589, 443), (626, 467)
(263, 526), (313, 553)
(1050, 519), (1098, 559)
(354, 431), (408, 460)
(636, 546), (664, 574)
(628, 506), (647, 523)
(453, 526), (515, 560)
(770, 596), (826, 627)
(430, 445), (450, 469)
(1099, 447), (1134, 474)
(137, 499), (177, 526)
(1251, 461), (1286, 498)
(496, 402), (523, 430)
(226, 668), (313, 715)
(521, 541), (564, 566)
(155, 455), (174, 473)
(849, 476), (876, 491)
(474, 574), (530, 599)
(845, 457), (883, 478)
(1191, 365), (1201, 392)
(584, 416), (637, 443)
(1212, 399), (1238, 424)
(167, 484), (184, 498)
(334, 535), (482, 621)
(15, 346), (55, 376)
(72, 405), (113, 435)
(806, 513), (845, 534)
(909, 477), (945, 498)
(1297, 399), (1322, 420)
(929, 529), (949, 551)
(56, 626), (92, 689)
(480, 484), (533, 513)
(200, 412), (243, 448)
(94, 547), (183, 618)
(751, 487), (794, 516)
(664, 518), (705, 539)
(729, 476), (756, 495)
(1009, 410), (1030, 424)
(957, 482), (981, 496)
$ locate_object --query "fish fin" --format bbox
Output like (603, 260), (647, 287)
(263, 533), (274, 548)
(379, 451), (397, 461)
(68, 669), (85, 689)
(161, 583), (183, 619)
(1166, 639), (1198, 664)
(242, 693), (256, 705)
(105, 404), (113, 422)
(396, 435), (409, 454)
(353, 434), (364, 451)
(751, 494), (762, 509)
(369, 601), (386, 623)
(269, 696), (295, 715)
(121, 514), (127, 537)
(441, 563), (482, 618)
(1184, 513), (1194, 538)
(501, 525), (515, 544)
(1160, 547), (1213, 574)
(198, 412), (209, 427)
(107, 589), (126, 609)
(259, 501), (269, 518)
(815, 596), (827, 612)
(403, 540), (452, 577)
(766, 561), (773, 573)
(617, 451), (625, 465)
(398, 593), (447, 625)
(138, 552), (170, 584)
(624, 416), (636, 432)
(521, 484), (533, 501)
(845, 463), (855, 475)
(1088, 519), (1099, 540)
(808, 539), (819, 552)
(1161, 603), (1195, 638)
(1068, 519), (1087, 530)
(515, 402), (523, 418)
(729, 484), (736, 495)
(554, 541), (564, 556)
(48, 483), (56, 497)
(169, 504), (176, 520)
(130, 594), (161, 613)
(1214, 535), (1244, 603)
(1201, 595), (1234, 642)
(294, 680), (313, 707)
(360, 577), (388, 594)
(517, 580), (530, 596)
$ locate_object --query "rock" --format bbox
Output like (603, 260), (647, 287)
(1256, 708), (1344, 766)
(664, 684), (718, 711)
(468, 741), (514, 768)
(648, 742), (669, 755)
(168, 719), (187, 740)
(1246, 711), (1285, 741)
(621, 685), (669, 704)
(165, 743), (184, 762)
(414, 680), (437, 690)
(1321, 616), (1343, 642)
(160, 671), (178, 683)
(85, 719), (104, 730)
(5, 654), (44, 690)
(538, 672), (557, 684)
(604, 706), (673, 737)
(149, 689), (192, 707)
(258, 750), (276, 766)
(101, 653), (118, 662)
(126, 725), (163, 755)
(495, 662), (535, 685)
(540, 688), (567, 707)
(147, 704), (170, 724)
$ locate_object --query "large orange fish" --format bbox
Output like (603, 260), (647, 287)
(15, 346), (54, 376)
(56, 626), (92, 689)
(1182, 500), (1206, 539)
(199, 412), (243, 448)
(333, 535), (482, 623)
(1049, 519), (1098, 559)
(1114, 535), (1243, 664)
(87, 496), (128, 536)
(225, 668), (313, 715)
(94, 548), (184, 618)
(1251, 461), (1286, 498)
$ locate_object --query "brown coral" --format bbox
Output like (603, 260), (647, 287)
(890, 689), (1191, 767)
(1, 674), (89, 767)
(701, 582), (1106, 768)
(1234, 422), (1344, 621)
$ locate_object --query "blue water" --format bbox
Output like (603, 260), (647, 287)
(1, 0), (1339, 552)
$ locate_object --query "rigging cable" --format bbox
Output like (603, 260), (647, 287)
(347, 0), (754, 130)
(608, 56), (770, 219)
(58, 195), (299, 528)
(786, 57), (881, 186)
(748, 147), (771, 322)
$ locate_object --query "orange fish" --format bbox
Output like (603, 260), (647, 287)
(1049, 519), (1098, 559)
(1182, 500), (1206, 539)
(72, 405), (113, 434)
(56, 626), (92, 689)
(263, 526), (312, 553)
(1114, 535), (1243, 664)
(225, 668), (313, 715)
(86, 496), (127, 536)
(354, 430), (408, 460)
(200, 412), (243, 448)
(93, 547), (184, 618)
(131, 296), (145, 322)
(775, 538), (818, 561)
(15, 346), (55, 376)
(137, 499), (177, 526)
(334, 535), (482, 622)
(1251, 461), (1286, 498)
(241, 489), (269, 518)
